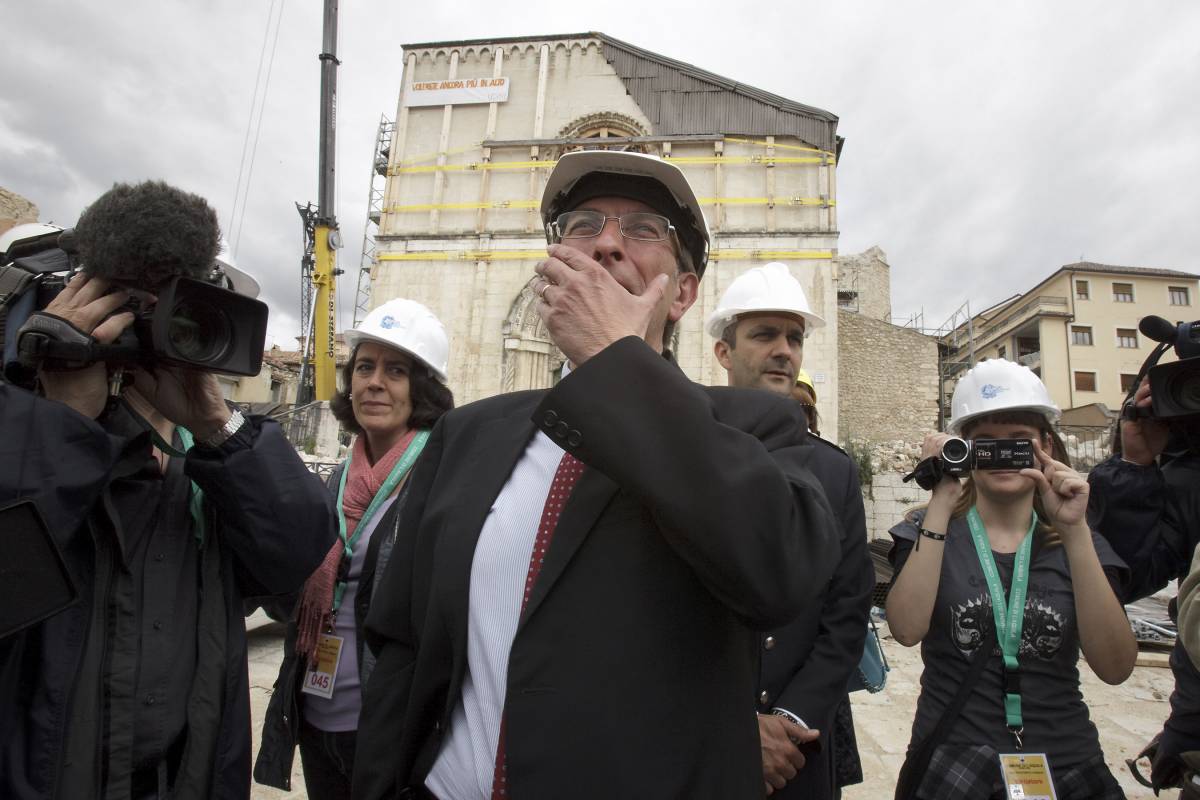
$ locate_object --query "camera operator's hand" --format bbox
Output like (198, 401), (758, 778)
(38, 274), (134, 419)
(920, 432), (964, 504)
(131, 366), (230, 439)
(1021, 439), (1090, 536)
(1121, 379), (1170, 466)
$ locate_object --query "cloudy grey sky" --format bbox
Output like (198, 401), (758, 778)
(3, 1), (1198, 344)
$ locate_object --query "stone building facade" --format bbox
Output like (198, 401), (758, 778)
(837, 308), (940, 446)
(368, 33), (843, 429)
(0, 187), (39, 237)
(836, 245), (891, 321)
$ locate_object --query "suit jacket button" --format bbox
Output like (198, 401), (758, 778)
(555, 421), (569, 438)
(764, 636), (776, 650)
(542, 410), (559, 428)
(758, 690), (770, 706)
(567, 430), (583, 447)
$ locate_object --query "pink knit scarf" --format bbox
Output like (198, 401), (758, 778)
(295, 430), (417, 664)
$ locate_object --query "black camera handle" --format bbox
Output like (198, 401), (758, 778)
(1120, 341), (1174, 423)
(903, 456), (945, 491)
(16, 311), (144, 371)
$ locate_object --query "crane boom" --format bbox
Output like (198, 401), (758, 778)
(311, 0), (340, 400)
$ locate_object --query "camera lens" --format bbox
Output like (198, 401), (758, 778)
(1165, 364), (1200, 416)
(941, 437), (971, 465)
(167, 298), (231, 364)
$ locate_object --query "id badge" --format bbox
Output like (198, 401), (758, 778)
(998, 753), (1057, 800)
(300, 633), (344, 699)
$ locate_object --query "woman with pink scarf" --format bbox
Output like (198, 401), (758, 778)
(255, 298), (453, 799)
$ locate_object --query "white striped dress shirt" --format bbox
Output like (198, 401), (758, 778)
(425, 429), (566, 800)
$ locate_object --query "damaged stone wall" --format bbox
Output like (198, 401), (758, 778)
(838, 309), (940, 446)
(0, 187), (39, 237)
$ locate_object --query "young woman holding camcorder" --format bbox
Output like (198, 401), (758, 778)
(887, 358), (1137, 800)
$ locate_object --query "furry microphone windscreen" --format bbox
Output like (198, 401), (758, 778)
(74, 181), (221, 291)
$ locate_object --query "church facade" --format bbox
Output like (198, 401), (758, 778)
(370, 33), (843, 429)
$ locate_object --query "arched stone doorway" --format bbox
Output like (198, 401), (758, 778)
(501, 280), (565, 392)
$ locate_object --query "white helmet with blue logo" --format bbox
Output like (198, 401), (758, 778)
(343, 297), (449, 383)
(948, 358), (1060, 434)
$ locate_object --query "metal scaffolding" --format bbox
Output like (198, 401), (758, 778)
(354, 115), (394, 327)
(932, 301), (976, 428)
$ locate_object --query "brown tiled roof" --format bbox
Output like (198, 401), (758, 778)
(1062, 262), (1198, 280)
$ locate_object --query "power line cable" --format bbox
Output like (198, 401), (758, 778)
(227, 0), (277, 240)
(234, 0), (288, 257)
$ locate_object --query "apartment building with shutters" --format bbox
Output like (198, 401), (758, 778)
(940, 262), (1199, 416)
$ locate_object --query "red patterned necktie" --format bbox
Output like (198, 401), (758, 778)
(491, 452), (584, 799)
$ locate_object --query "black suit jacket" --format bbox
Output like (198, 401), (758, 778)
(354, 338), (840, 800)
(757, 436), (874, 798)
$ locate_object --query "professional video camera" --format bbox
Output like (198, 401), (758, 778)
(938, 437), (1035, 476)
(1127, 315), (1200, 421)
(0, 182), (268, 385)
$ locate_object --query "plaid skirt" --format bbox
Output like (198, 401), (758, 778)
(912, 744), (1125, 800)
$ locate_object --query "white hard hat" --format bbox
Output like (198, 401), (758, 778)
(213, 237), (261, 298)
(0, 222), (63, 260)
(705, 262), (825, 338)
(344, 298), (450, 383)
(540, 150), (711, 277)
(948, 358), (1060, 434)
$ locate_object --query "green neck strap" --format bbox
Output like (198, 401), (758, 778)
(331, 429), (430, 612)
(150, 426), (206, 546)
(966, 505), (1038, 748)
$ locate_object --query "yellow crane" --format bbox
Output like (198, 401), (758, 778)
(299, 0), (341, 401)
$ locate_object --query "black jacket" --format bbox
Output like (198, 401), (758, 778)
(1088, 453), (1200, 602)
(253, 461), (414, 791)
(354, 338), (840, 800)
(1089, 452), (1200, 776)
(758, 435), (873, 798)
(0, 384), (336, 800)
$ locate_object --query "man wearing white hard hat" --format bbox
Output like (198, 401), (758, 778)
(708, 262), (825, 392)
(356, 150), (839, 800)
(709, 263), (873, 799)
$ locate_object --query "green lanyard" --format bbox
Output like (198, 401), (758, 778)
(966, 505), (1038, 749)
(150, 425), (206, 546)
(175, 428), (206, 545)
(332, 430), (430, 612)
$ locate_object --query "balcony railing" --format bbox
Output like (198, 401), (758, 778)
(944, 295), (1070, 353)
(1058, 424), (1114, 472)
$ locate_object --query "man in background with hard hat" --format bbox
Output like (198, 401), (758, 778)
(709, 262), (873, 799)
(355, 151), (839, 800)
(793, 368), (821, 436)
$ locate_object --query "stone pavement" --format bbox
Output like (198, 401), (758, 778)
(844, 623), (1178, 799)
(245, 613), (1179, 799)
(247, 614), (305, 799)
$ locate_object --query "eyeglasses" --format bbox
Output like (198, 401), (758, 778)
(552, 210), (674, 243)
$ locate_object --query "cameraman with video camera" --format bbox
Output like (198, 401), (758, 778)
(1087, 315), (1200, 796)
(0, 182), (336, 800)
